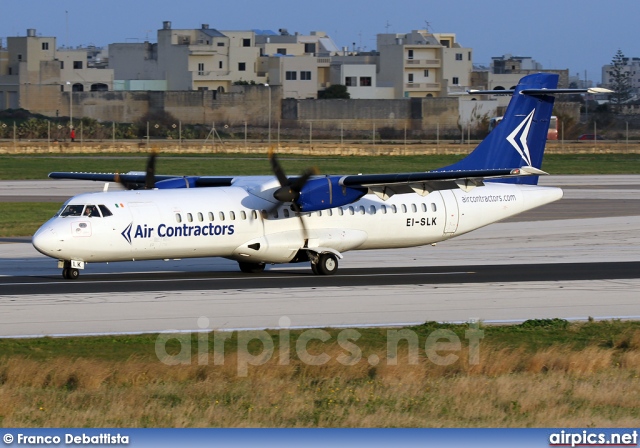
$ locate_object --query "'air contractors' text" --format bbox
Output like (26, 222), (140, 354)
(134, 223), (235, 239)
(461, 194), (517, 204)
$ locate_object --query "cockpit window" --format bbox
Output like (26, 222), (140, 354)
(98, 205), (113, 217)
(83, 205), (100, 217)
(60, 204), (84, 217)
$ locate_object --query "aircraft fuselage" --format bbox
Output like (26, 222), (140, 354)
(33, 183), (562, 267)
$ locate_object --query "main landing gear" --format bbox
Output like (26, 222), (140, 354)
(238, 261), (267, 274)
(237, 252), (339, 276)
(310, 252), (338, 275)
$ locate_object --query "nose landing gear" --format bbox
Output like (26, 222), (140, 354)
(62, 267), (80, 279)
(60, 260), (81, 280)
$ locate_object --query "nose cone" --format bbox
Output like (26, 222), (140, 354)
(32, 224), (61, 257)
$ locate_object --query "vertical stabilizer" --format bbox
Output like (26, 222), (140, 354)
(438, 73), (559, 185)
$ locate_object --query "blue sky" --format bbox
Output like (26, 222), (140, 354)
(1, 0), (637, 84)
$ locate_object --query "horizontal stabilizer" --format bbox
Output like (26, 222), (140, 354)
(469, 87), (613, 96)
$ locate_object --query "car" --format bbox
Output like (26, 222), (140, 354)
(578, 134), (604, 140)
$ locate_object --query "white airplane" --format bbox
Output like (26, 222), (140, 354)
(32, 74), (609, 279)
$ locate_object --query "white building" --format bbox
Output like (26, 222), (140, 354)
(602, 57), (640, 95)
(377, 30), (473, 98)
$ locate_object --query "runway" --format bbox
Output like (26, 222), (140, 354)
(0, 175), (639, 337)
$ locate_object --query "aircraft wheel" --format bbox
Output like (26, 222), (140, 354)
(317, 253), (338, 275)
(62, 268), (70, 279)
(310, 262), (319, 275)
(238, 261), (266, 274)
(68, 268), (80, 280)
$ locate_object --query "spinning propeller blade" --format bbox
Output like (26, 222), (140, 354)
(114, 149), (158, 190)
(267, 147), (319, 240)
(144, 149), (158, 190)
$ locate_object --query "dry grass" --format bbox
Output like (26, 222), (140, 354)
(1, 334), (639, 427)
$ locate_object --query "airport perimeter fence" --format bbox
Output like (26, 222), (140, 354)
(2, 113), (640, 152)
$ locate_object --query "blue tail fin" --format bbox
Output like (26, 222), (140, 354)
(438, 73), (559, 185)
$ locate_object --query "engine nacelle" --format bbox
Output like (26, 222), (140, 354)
(154, 176), (199, 189)
(297, 177), (366, 212)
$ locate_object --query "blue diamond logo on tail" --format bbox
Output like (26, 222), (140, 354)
(506, 109), (535, 166)
(121, 222), (133, 244)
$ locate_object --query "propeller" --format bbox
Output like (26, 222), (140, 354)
(144, 149), (157, 190)
(114, 148), (158, 190)
(267, 147), (318, 241)
(269, 147), (317, 210)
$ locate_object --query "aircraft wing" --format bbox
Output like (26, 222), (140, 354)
(48, 172), (235, 189)
(339, 167), (546, 197)
(49, 166), (545, 204)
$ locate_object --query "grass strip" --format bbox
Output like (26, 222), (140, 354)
(0, 153), (639, 180)
(0, 203), (60, 238)
(0, 320), (639, 427)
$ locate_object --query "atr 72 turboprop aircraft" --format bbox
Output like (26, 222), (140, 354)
(32, 74), (609, 279)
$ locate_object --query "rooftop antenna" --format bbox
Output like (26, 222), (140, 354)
(424, 20), (433, 33)
(385, 21), (391, 33)
(144, 30), (152, 41)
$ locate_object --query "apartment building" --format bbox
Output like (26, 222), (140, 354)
(0, 29), (113, 115)
(471, 57), (569, 109)
(0, 40), (9, 108)
(376, 30), (472, 98)
(255, 29), (340, 99)
(108, 25), (476, 101)
(328, 54), (394, 99)
(109, 22), (264, 92)
(262, 55), (320, 99)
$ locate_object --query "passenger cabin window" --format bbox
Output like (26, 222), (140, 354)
(391, 205), (398, 213)
(337, 208), (344, 216)
(252, 210), (258, 220)
(348, 206), (355, 215)
(219, 212), (225, 221)
(369, 205), (376, 215)
(431, 203), (437, 212)
(421, 203), (427, 212)
(230, 211), (236, 220)
(411, 204), (417, 213)
(240, 211), (247, 220)
(198, 212), (204, 222)
(175, 213), (182, 223)
(381, 205), (387, 214)
(208, 212), (215, 221)
(401, 204), (408, 213)
(187, 213), (193, 222)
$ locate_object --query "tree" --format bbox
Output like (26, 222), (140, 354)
(318, 84), (350, 99)
(607, 49), (632, 112)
